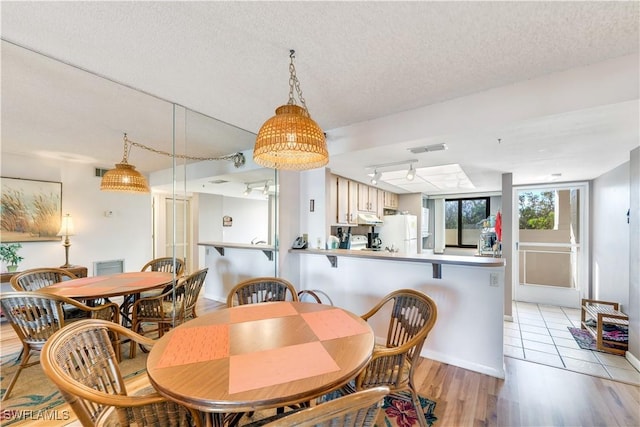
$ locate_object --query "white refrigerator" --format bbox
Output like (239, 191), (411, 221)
(379, 215), (418, 254)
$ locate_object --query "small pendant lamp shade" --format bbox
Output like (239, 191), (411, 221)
(100, 134), (150, 193)
(254, 105), (328, 170)
(100, 162), (150, 193)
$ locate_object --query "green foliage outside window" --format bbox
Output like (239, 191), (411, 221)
(519, 191), (555, 229)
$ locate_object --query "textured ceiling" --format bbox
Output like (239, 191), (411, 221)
(1, 1), (639, 195)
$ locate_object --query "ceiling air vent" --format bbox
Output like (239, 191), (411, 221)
(209, 179), (229, 184)
(408, 143), (448, 154)
(95, 167), (110, 177)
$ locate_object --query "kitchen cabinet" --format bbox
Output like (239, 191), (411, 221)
(377, 190), (385, 218)
(357, 183), (377, 213)
(336, 176), (358, 224)
(331, 174), (398, 224)
(383, 191), (399, 209)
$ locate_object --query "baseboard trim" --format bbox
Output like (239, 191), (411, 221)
(420, 349), (505, 379)
(626, 351), (640, 372)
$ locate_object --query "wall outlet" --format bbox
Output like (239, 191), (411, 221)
(489, 273), (499, 287)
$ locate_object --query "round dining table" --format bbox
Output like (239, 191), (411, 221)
(36, 271), (174, 326)
(146, 301), (375, 427)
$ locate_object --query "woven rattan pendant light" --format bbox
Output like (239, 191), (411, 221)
(254, 50), (328, 170)
(100, 133), (150, 193)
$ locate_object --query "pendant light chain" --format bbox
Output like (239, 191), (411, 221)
(123, 134), (245, 168)
(287, 50), (308, 111)
(122, 133), (131, 162)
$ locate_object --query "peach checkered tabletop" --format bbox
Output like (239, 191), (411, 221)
(36, 271), (174, 299)
(146, 301), (375, 422)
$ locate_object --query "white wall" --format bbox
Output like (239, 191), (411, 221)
(592, 162), (630, 310)
(196, 193), (224, 269)
(218, 196), (269, 244)
(300, 168), (329, 249)
(297, 253), (505, 378)
(1, 153), (152, 274)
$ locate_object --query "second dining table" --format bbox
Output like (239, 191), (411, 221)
(36, 271), (175, 326)
(146, 301), (375, 427)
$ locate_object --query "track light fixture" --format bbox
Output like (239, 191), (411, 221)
(371, 170), (382, 185)
(406, 163), (416, 181)
(365, 159), (418, 185)
(242, 180), (272, 197)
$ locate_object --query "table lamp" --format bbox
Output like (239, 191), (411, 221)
(57, 213), (75, 268)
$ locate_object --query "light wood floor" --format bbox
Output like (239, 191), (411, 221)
(2, 296), (639, 427)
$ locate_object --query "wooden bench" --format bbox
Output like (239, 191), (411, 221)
(581, 298), (628, 355)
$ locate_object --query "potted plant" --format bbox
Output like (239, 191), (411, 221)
(0, 243), (24, 272)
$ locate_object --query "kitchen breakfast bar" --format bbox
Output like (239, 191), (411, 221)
(200, 241), (506, 379)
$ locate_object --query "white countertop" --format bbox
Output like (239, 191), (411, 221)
(199, 241), (275, 250)
(291, 248), (505, 267)
(198, 241), (504, 268)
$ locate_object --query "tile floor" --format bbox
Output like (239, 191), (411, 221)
(504, 301), (640, 386)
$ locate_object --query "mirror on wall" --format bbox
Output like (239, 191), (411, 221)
(148, 106), (278, 276)
(1, 40), (278, 280)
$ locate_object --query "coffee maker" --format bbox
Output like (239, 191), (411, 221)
(337, 227), (352, 249)
(367, 230), (382, 250)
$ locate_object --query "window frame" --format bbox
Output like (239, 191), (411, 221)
(445, 196), (491, 248)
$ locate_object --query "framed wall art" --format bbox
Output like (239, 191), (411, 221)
(0, 177), (62, 242)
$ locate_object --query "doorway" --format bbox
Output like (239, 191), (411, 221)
(153, 195), (193, 274)
(513, 183), (589, 308)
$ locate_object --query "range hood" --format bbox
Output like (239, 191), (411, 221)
(357, 213), (383, 225)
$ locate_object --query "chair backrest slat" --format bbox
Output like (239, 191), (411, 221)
(141, 257), (185, 277)
(264, 386), (389, 427)
(227, 277), (299, 307)
(10, 268), (78, 291)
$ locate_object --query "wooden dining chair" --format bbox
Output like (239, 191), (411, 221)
(41, 319), (202, 427)
(9, 267), (77, 291)
(258, 386), (390, 427)
(0, 292), (119, 401)
(138, 257), (186, 299)
(129, 268), (208, 358)
(10, 267), (108, 307)
(338, 289), (437, 427)
(141, 256), (186, 276)
(226, 277), (299, 307)
(297, 289), (334, 306)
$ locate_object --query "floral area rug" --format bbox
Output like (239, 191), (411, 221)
(568, 326), (628, 352)
(378, 391), (438, 427)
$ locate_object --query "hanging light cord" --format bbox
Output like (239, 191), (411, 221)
(288, 49), (308, 111)
(122, 133), (245, 168)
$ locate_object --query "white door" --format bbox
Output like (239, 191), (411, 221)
(159, 197), (192, 274)
(513, 183), (589, 308)
(165, 197), (191, 270)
